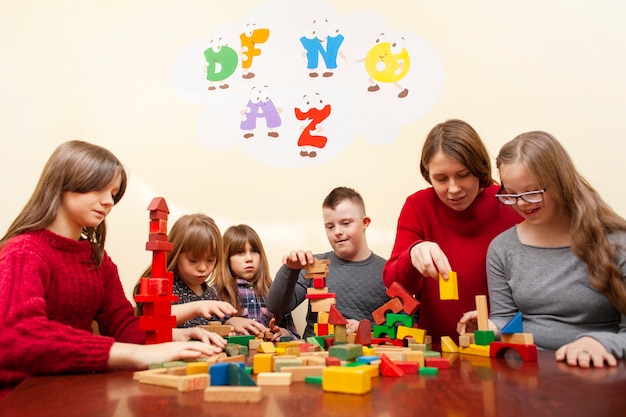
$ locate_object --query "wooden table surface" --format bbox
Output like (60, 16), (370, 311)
(1, 350), (625, 417)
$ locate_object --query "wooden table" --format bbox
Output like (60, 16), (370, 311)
(1, 350), (625, 417)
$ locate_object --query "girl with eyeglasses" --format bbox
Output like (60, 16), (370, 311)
(458, 131), (626, 368)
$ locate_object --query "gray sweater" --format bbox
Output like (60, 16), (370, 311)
(487, 226), (626, 357)
(266, 251), (390, 338)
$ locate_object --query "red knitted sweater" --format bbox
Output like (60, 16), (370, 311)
(383, 185), (522, 344)
(0, 229), (144, 398)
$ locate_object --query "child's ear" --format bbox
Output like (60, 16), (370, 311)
(362, 216), (371, 228)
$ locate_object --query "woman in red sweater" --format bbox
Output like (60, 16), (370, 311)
(0, 140), (223, 399)
(383, 119), (521, 345)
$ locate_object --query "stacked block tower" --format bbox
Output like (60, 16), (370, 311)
(134, 197), (178, 344)
(304, 259), (337, 337)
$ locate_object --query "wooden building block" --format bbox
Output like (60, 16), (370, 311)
(279, 365), (324, 382)
(396, 326), (425, 344)
(305, 258), (330, 275)
(252, 353), (274, 374)
(386, 282), (420, 315)
(379, 354), (405, 377)
(322, 366), (372, 395)
(135, 370), (209, 392)
(459, 334), (473, 347)
(440, 336), (459, 353)
(459, 343), (491, 357)
(328, 304), (348, 325)
(474, 330), (495, 346)
(328, 343), (363, 361)
(425, 357), (450, 369)
(439, 271), (459, 300)
(310, 297), (336, 313)
(257, 342), (275, 353)
(501, 333), (534, 345)
(256, 372), (292, 386)
(475, 295), (489, 331)
(501, 311), (523, 334)
(386, 313), (413, 328)
(354, 319), (372, 346)
(334, 324), (347, 344)
(490, 342), (538, 362)
(186, 362), (209, 375)
(204, 386), (262, 403)
(372, 298), (403, 325)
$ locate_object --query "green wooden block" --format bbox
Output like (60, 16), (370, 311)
(227, 335), (256, 347)
(423, 350), (441, 358)
(228, 363), (256, 386)
(304, 375), (323, 385)
(373, 324), (396, 339)
(474, 330), (495, 346)
(328, 343), (363, 361)
(386, 313), (413, 328)
(419, 367), (439, 376)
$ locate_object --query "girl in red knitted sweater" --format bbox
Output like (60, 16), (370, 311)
(0, 140), (223, 399)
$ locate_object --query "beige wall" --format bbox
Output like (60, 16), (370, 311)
(1, 0), (625, 335)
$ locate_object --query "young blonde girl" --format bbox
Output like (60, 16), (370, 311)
(136, 214), (237, 328)
(0, 141), (221, 400)
(218, 224), (300, 340)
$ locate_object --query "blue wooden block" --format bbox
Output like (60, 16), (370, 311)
(501, 311), (523, 334)
(209, 363), (230, 386)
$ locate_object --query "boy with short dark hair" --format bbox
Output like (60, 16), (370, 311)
(266, 186), (390, 338)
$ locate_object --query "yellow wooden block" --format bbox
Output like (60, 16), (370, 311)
(459, 343), (491, 357)
(317, 311), (329, 324)
(439, 271), (458, 300)
(257, 341), (275, 353)
(362, 346), (375, 356)
(186, 362), (209, 375)
(396, 326), (426, 344)
(358, 364), (380, 378)
(322, 366), (372, 394)
(252, 353), (274, 374)
(440, 336), (459, 353)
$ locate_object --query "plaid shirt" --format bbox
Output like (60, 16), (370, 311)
(237, 279), (300, 339)
(172, 274), (219, 328)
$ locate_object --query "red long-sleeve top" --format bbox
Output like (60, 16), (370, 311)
(0, 229), (144, 398)
(383, 185), (521, 344)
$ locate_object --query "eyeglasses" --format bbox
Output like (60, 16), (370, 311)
(495, 188), (545, 205)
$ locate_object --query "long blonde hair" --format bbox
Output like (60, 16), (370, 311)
(217, 224), (271, 313)
(0, 140), (127, 267)
(497, 131), (626, 315)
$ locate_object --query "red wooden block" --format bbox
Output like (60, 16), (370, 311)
(313, 277), (326, 289)
(372, 298), (403, 325)
(148, 232), (168, 242)
(140, 299), (178, 316)
(325, 356), (341, 367)
(395, 361), (419, 374)
(145, 329), (173, 344)
(370, 337), (404, 347)
(305, 292), (336, 300)
(490, 341), (538, 362)
(355, 319), (372, 346)
(298, 343), (313, 353)
(149, 219), (168, 234)
(386, 282), (420, 315)
(323, 337), (335, 349)
(151, 251), (168, 278)
(379, 354), (405, 377)
(425, 357), (450, 369)
(139, 315), (177, 330)
(146, 241), (174, 251)
(328, 305), (348, 325)
(317, 323), (329, 336)
(147, 197), (170, 214)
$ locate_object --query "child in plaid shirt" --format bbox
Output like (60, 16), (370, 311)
(218, 224), (300, 340)
(135, 214), (237, 328)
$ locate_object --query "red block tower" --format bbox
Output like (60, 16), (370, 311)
(134, 197), (178, 344)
